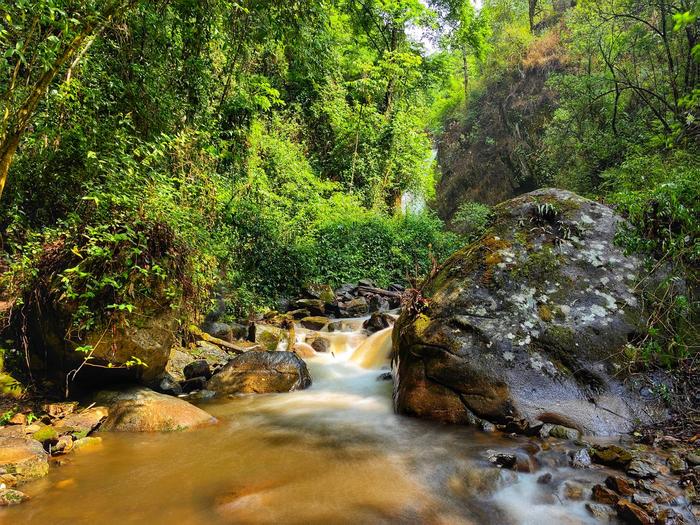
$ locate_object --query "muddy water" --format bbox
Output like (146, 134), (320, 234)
(3, 322), (606, 525)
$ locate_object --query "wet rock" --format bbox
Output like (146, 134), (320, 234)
(486, 450), (517, 469)
(586, 502), (616, 522)
(605, 475), (635, 496)
(288, 309), (311, 320)
(686, 453), (700, 466)
(7, 413), (27, 425)
(300, 316), (330, 331)
(570, 448), (592, 468)
(668, 455), (687, 474)
(256, 328), (283, 351)
(592, 484), (621, 505)
(202, 322), (233, 341)
(615, 499), (653, 525)
(42, 402), (78, 419)
(72, 436), (103, 451)
(32, 426), (58, 445)
(180, 376), (208, 393)
(537, 472), (553, 484)
(165, 347), (196, 382)
(52, 435), (74, 454)
(97, 387), (216, 432)
(363, 312), (393, 334)
(549, 425), (580, 440)
(293, 299), (325, 316)
(562, 480), (586, 500)
(155, 373), (182, 396)
(627, 459), (659, 479)
(207, 351), (311, 395)
(392, 189), (664, 435)
(342, 297), (368, 316)
(308, 336), (330, 353)
(184, 359), (212, 380)
(592, 445), (635, 467)
(0, 488), (29, 506)
(53, 406), (109, 437)
(0, 436), (49, 482)
(656, 508), (685, 525)
(292, 342), (316, 359)
(377, 372), (392, 381)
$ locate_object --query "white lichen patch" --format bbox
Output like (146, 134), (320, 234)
(502, 351), (514, 362)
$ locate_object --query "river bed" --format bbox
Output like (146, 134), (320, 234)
(2, 322), (633, 524)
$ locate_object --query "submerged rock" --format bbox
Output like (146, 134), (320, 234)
(97, 387), (216, 432)
(0, 488), (29, 506)
(207, 351), (311, 395)
(392, 189), (664, 436)
(0, 436), (49, 483)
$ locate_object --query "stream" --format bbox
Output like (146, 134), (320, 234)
(3, 319), (615, 524)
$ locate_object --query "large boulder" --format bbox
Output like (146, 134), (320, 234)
(207, 351), (311, 395)
(28, 296), (178, 388)
(97, 387), (216, 432)
(0, 436), (49, 483)
(393, 189), (665, 436)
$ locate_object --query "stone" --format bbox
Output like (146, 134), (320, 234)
(207, 351), (311, 395)
(202, 322), (234, 342)
(562, 480), (586, 500)
(180, 376), (208, 393)
(97, 387), (216, 432)
(586, 503), (616, 522)
(165, 347), (196, 382)
(686, 453), (700, 466)
(377, 372), (392, 381)
(308, 336), (330, 353)
(537, 472), (553, 484)
(570, 448), (592, 468)
(627, 459), (659, 479)
(592, 484), (620, 505)
(362, 312), (394, 334)
(668, 455), (687, 474)
(52, 435), (74, 454)
(155, 373), (183, 396)
(486, 450), (517, 469)
(343, 297), (368, 316)
(0, 488), (29, 506)
(183, 359), (212, 380)
(605, 475), (635, 496)
(615, 499), (653, 525)
(7, 413), (27, 425)
(305, 284), (336, 303)
(300, 316), (330, 331)
(30, 298), (178, 385)
(592, 445), (635, 467)
(0, 436), (49, 482)
(549, 425), (580, 440)
(391, 189), (665, 435)
(53, 406), (109, 437)
(293, 299), (325, 316)
(42, 402), (78, 419)
(292, 342), (316, 359)
(32, 426), (58, 444)
(72, 436), (103, 451)
(256, 327), (283, 351)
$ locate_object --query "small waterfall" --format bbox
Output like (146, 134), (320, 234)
(349, 327), (393, 369)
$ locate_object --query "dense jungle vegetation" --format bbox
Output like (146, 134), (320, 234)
(0, 0), (698, 377)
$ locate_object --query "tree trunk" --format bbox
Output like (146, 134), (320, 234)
(0, 133), (21, 199)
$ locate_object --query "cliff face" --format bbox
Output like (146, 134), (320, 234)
(435, 31), (568, 223)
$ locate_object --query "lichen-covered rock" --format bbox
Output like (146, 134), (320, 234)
(0, 436), (49, 483)
(97, 387), (216, 432)
(392, 189), (665, 436)
(207, 351), (311, 395)
(0, 488), (29, 506)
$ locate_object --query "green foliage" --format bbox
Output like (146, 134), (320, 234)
(451, 201), (492, 240)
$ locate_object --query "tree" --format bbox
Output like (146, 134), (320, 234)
(0, 0), (134, 198)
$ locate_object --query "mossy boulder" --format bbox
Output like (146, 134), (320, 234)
(393, 189), (665, 436)
(0, 436), (49, 483)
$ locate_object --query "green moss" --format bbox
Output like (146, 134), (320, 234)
(32, 426), (58, 443)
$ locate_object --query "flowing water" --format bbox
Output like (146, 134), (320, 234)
(2, 320), (613, 525)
